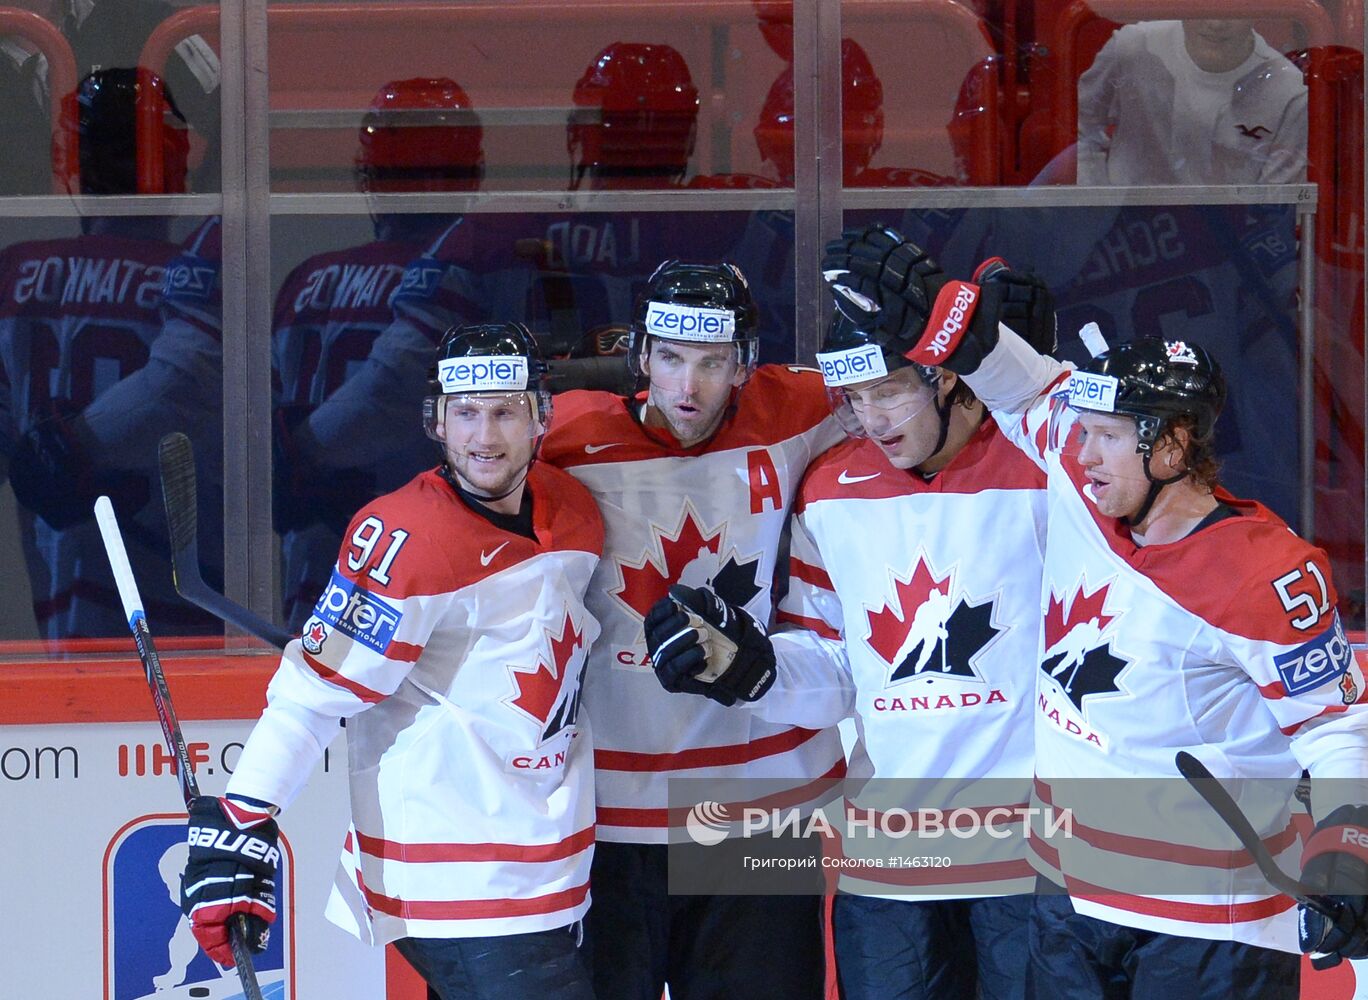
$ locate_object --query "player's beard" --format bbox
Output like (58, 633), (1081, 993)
(645, 383), (731, 448)
(447, 442), (534, 501)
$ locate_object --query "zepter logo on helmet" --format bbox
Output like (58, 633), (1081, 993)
(424, 322), (553, 445)
(1060, 337), (1226, 453)
(754, 39), (883, 186)
(56, 67), (190, 195)
(629, 260), (761, 378)
(357, 77), (484, 194)
(569, 42), (699, 189)
(817, 311), (939, 439)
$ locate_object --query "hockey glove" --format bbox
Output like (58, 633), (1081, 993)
(1299, 804), (1368, 968)
(894, 257), (1057, 376)
(644, 585), (777, 707)
(8, 405), (149, 529)
(820, 224), (948, 338)
(181, 795), (279, 966)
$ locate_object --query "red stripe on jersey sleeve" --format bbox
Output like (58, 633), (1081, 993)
(301, 649), (386, 704)
(386, 640), (424, 664)
(1064, 876), (1294, 924)
(594, 726), (826, 772)
(356, 825), (594, 864)
(789, 558), (834, 592)
(597, 760), (846, 828)
(363, 880), (590, 921)
(1279, 702), (1350, 735)
(776, 611), (842, 641)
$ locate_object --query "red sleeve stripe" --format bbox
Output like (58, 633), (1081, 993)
(1063, 875), (1294, 924)
(301, 649), (386, 704)
(776, 611), (842, 642)
(355, 825), (594, 864)
(1033, 778), (1301, 867)
(595, 725), (826, 772)
(1257, 679), (1288, 700)
(1279, 703), (1349, 735)
(597, 759), (846, 828)
(386, 640), (424, 664)
(362, 879), (589, 921)
(789, 558), (834, 592)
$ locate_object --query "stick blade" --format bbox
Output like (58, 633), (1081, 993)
(158, 432), (198, 558)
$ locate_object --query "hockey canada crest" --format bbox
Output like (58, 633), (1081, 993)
(1040, 578), (1129, 713)
(610, 503), (762, 661)
(864, 554), (1003, 690)
(505, 611), (588, 755)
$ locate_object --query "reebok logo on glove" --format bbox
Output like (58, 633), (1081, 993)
(920, 281), (979, 360)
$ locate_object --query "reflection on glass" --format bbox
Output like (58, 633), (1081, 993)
(0, 38), (52, 195)
(0, 70), (222, 639)
(570, 42), (700, 191)
(273, 77), (485, 630)
(1076, 19), (1308, 185)
(65, 0), (221, 190)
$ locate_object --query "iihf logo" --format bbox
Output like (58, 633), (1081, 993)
(104, 815), (292, 999)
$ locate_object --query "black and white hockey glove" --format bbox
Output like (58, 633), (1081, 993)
(975, 258), (1058, 358)
(181, 795), (279, 966)
(1299, 804), (1368, 968)
(820, 224), (948, 340)
(644, 585), (776, 707)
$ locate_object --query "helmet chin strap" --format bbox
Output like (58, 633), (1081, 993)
(1126, 418), (1188, 526)
(914, 389), (954, 477)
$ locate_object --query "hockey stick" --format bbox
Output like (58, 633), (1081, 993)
(95, 496), (267, 1000)
(159, 433), (292, 650)
(1174, 749), (1359, 965)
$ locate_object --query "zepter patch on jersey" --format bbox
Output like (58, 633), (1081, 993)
(313, 569), (403, 653)
(437, 355), (529, 393)
(644, 301), (736, 342)
(815, 343), (888, 387)
(1274, 611), (1356, 699)
(1066, 370), (1118, 414)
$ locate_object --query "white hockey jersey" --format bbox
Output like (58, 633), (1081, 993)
(965, 332), (1368, 950)
(771, 426), (1046, 898)
(228, 465), (604, 943)
(540, 366), (847, 843)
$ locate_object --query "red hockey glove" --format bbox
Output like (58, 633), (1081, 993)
(181, 795), (279, 966)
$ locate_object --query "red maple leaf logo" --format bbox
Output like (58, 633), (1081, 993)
(306, 622), (325, 645)
(1044, 580), (1114, 652)
(612, 507), (724, 619)
(508, 612), (584, 724)
(865, 557), (952, 665)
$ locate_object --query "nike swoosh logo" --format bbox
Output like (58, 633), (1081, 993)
(584, 443), (622, 454)
(480, 541), (510, 566)
(837, 470), (880, 485)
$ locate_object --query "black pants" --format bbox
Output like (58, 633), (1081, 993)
(1030, 893), (1300, 1000)
(397, 925), (593, 1000)
(583, 840), (825, 1000)
(832, 892), (1032, 1000)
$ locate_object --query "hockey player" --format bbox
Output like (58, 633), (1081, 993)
(180, 323), (604, 998)
(273, 76), (486, 628)
(538, 260), (845, 999)
(0, 67), (220, 638)
(821, 224), (1368, 996)
(645, 288), (1054, 998)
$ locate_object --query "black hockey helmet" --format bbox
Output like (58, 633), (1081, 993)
(817, 310), (943, 442)
(629, 260), (761, 377)
(59, 67), (189, 195)
(423, 322), (553, 442)
(1070, 337), (1226, 452)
